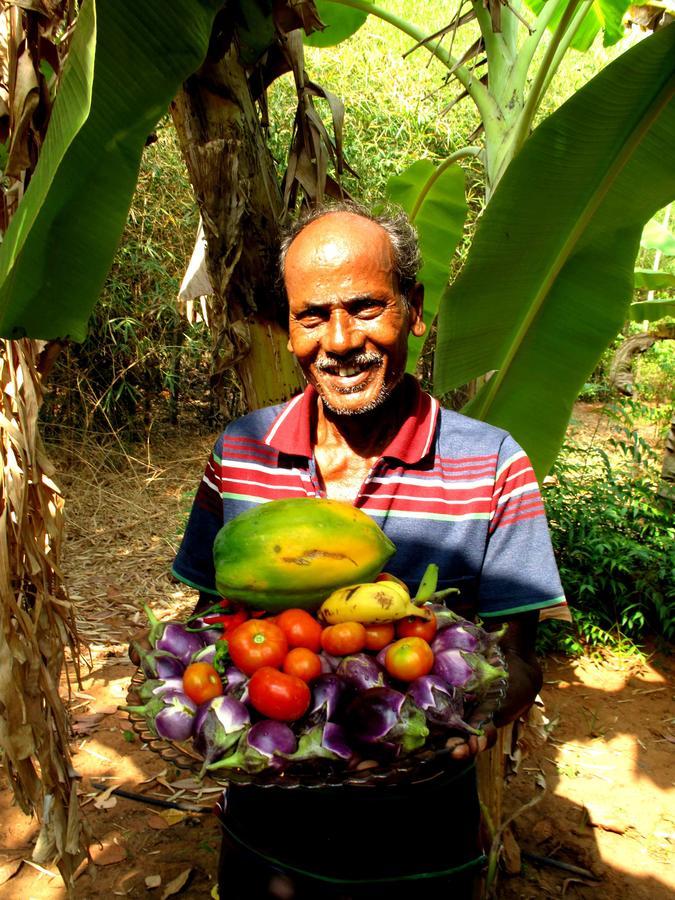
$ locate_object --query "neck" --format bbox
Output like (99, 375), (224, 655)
(314, 380), (410, 459)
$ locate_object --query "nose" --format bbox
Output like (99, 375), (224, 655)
(324, 309), (363, 355)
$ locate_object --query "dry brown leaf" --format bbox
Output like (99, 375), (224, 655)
(161, 867), (194, 898)
(72, 712), (105, 734)
(146, 813), (171, 830)
(0, 858), (23, 886)
(146, 874), (162, 889)
(89, 838), (127, 866)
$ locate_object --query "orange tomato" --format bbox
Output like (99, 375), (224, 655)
(364, 623), (395, 651)
(320, 622), (367, 656)
(282, 647), (323, 682)
(384, 637), (434, 681)
(182, 662), (223, 704)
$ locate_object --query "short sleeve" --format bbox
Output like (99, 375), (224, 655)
(172, 438), (224, 595)
(478, 435), (567, 619)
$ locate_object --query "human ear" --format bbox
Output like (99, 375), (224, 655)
(408, 283), (426, 337)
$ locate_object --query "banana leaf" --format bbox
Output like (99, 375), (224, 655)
(304, 0), (371, 47)
(525, 0), (631, 50)
(0, 0), (222, 341)
(628, 298), (675, 321)
(386, 160), (467, 372)
(434, 24), (675, 479)
(633, 268), (675, 290)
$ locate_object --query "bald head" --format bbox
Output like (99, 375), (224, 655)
(284, 212), (397, 299)
(279, 201), (422, 300)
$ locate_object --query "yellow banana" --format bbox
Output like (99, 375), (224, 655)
(318, 581), (432, 625)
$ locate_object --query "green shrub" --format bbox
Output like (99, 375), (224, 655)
(634, 337), (675, 405)
(541, 402), (674, 653)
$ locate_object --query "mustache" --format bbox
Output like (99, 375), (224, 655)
(315, 352), (383, 372)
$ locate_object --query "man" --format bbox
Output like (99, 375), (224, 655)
(171, 202), (567, 898)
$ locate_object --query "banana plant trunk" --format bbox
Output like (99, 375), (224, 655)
(0, 338), (84, 886)
(171, 45), (304, 413)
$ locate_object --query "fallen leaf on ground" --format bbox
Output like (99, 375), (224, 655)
(161, 867), (194, 898)
(0, 859), (22, 886)
(146, 814), (171, 830)
(94, 795), (118, 810)
(146, 874), (162, 888)
(89, 838), (127, 866)
(72, 713), (106, 734)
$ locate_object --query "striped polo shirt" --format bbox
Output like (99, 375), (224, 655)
(173, 376), (567, 621)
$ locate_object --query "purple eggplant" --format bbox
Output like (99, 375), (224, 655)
(285, 721), (354, 763)
(223, 665), (247, 698)
(433, 649), (507, 696)
(188, 617), (225, 646)
(376, 643), (395, 668)
(191, 643), (217, 665)
(336, 654), (385, 691)
(407, 675), (480, 735)
(207, 721), (297, 774)
(307, 674), (348, 725)
(136, 677), (185, 702)
(193, 695), (250, 766)
(135, 645), (185, 680)
(344, 687), (429, 755)
(319, 652), (340, 673)
(124, 689), (196, 742)
(432, 621), (505, 655)
(424, 603), (464, 630)
(144, 604), (204, 666)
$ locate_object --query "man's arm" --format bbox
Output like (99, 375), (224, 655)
(449, 610), (542, 761)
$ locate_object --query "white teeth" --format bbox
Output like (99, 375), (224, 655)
(337, 367), (360, 377)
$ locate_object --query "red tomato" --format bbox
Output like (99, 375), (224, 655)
(182, 662), (223, 704)
(276, 609), (323, 652)
(396, 613), (437, 643)
(248, 667), (311, 721)
(228, 620), (288, 676)
(364, 623), (396, 651)
(283, 647), (323, 682)
(384, 637), (434, 681)
(320, 622), (367, 656)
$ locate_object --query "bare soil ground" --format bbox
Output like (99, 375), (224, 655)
(0, 404), (672, 898)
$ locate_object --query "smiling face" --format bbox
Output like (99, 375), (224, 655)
(284, 212), (425, 417)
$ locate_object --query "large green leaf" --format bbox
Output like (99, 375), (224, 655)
(0, 0), (221, 341)
(628, 298), (675, 321)
(304, 0), (371, 47)
(526, 0), (631, 50)
(386, 160), (467, 372)
(633, 268), (675, 290)
(434, 25), (675, 479)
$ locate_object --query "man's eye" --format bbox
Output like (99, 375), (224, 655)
(355, 303), (382, 318)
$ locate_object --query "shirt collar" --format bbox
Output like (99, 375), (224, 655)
(263, 375), (439, 465)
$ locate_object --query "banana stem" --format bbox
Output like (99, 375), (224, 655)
(414, 563), (439, 602)
(420, 586), (460, 605)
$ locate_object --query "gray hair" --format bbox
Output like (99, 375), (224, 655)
(278, 200), (422, 301)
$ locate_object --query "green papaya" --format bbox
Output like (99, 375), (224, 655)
(213, 498), (396, 611)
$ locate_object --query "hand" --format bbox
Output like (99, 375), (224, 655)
(128, 628), (151, 666)
(447, 720), (498, 762)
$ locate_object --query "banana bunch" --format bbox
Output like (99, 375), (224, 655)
(318, 579), (432, 625)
